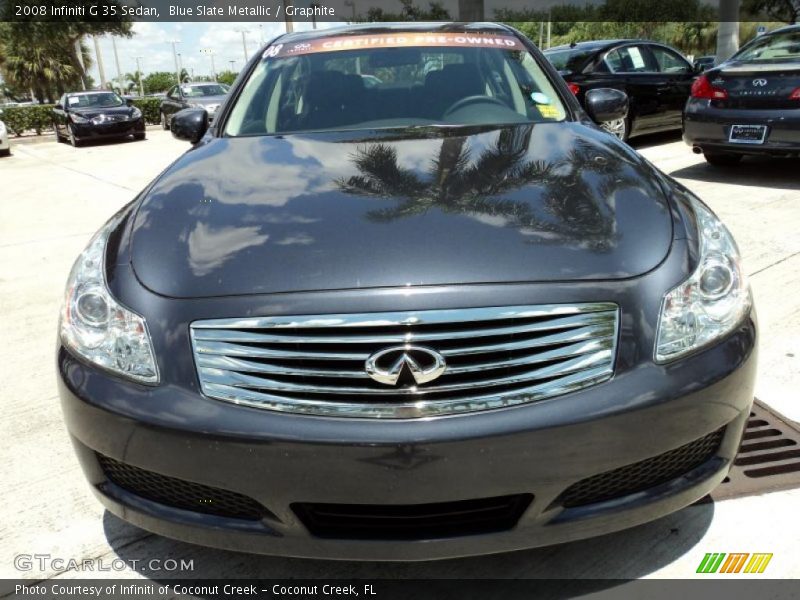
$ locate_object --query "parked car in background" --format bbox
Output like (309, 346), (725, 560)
(0, 118), (10, 156)
(159, 82), (228, 130)
(59, 22), (755, 560)
(52, 91), (145, 147)
(693, 56), (716, 72)
(684, 25), (800, 165)
(545, 40), (698, 141)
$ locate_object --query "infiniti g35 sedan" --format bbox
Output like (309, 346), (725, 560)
(52, 91), (146, 147)
(684, 25), (800, 165)
(58, 23), (756, 560)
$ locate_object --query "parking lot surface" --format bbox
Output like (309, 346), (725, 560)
(1, 129), (799, 583)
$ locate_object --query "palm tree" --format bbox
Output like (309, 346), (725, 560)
(336, 125), (636, 251)
(125, 70), (143, 95)
(0, 23), (77, 102)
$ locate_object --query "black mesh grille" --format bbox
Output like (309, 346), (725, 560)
(560, 427), (726, 508)
(293, 494), (533, 540)
(98, 454), (267, 521)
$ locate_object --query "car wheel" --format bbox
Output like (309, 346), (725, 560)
(704, 152), (742, 167)
(600, 117), (629, 142)
(54, 124), (64, 143)
(161, 112), (169, 130)
(68, 125), (81, 148)
(0, 148), (10, 157)
(134, 132), (146, 141)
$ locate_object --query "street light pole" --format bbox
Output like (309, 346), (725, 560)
(74, 38), (87, 90)
(93, 35), (106, 89)
(169, 40), (181, 85)
(135, 56), (144, 96)
(344, 0), (355, 22)
(236, 29), (249, 63)
(201, 48), (216, 80)
(111, 36), (123, 93)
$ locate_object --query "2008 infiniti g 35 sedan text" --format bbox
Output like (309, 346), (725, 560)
(57, 23), (757, 560)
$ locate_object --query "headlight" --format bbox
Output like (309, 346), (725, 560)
(69, 113), (88, 123)
(130, 107), (142, 119)
(59, 212), (159, 383)
(655, 197), (751, 362)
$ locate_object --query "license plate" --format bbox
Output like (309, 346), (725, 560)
(729, 124), (767, 144)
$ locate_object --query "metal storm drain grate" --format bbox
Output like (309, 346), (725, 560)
(711, 400), (800, 501)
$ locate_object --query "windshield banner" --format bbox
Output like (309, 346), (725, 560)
(263, 33), (524, 59)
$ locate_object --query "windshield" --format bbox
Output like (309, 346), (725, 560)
(544, 48), (596, 73)
(735, 30), (800, 62)
(225, 33), (567, 136)
(182, 84), (227, 97)
(66, 92), (124, 109)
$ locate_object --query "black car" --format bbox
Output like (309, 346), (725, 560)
(545, 40), (698, 141)
(52, 91), (145, 147)
(58, 23), (756, 560)
(684, 25), (800, 165)
(159, 82), (228, 130)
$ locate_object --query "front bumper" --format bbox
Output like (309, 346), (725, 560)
(59, 314), (756, 560)
(72, 118), (145, 140)
(683, 99), (800, 155)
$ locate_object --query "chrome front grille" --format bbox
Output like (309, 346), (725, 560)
(190, 303), (619, 419)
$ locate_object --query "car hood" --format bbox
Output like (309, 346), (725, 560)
(129, 123), (673, 298)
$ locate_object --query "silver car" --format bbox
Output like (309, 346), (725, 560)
(0, 119), (10, 157)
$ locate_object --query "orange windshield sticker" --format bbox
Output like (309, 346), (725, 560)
(263, 34), (523, 59)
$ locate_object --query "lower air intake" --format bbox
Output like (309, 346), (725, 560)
(293, 494), (533, 540)
(560, 427), (726, 508)
(98, 453), (267, 521)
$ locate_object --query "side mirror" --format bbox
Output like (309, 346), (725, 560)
(585, 88), (629, 124)
(171, 108), (208, 144)
(54, 104), (63, 110)
(125, 98), (134, 106)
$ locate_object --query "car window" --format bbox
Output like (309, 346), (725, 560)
(226, 33), (567, 136)
(181, 84), (227, 97)
(735, 30), (800, 62)
(543, 48), (596, 73)
(167, 86), (178, 99)
(605, 45), (651, 73)
(66, 92), (124, 108)
(650, 46), (691, 73)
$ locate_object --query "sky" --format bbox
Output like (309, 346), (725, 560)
(87, 21), (346, 85)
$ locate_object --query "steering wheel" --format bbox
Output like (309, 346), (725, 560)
(443, 95), (509, 117)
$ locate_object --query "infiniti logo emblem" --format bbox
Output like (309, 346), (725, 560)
(365, 345), (447, 386)
(752, 79), (768, 87)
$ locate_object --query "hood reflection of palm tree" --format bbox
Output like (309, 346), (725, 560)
(336, 126), (636, 251)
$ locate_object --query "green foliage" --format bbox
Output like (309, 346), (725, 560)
(216, 70), (238, 86)
(0, 104), (56, 136)
(743, 0), (799, 23)
(129, 97), (161, 125)
(142, 71), (177, 94)
(0, 3), (132, 102)
(365, 0), (450, 21)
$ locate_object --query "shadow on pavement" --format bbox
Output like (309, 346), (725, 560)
(670, 156), (800, 191)
(102, 498), (714, 590)
(628, 130), (683, 150)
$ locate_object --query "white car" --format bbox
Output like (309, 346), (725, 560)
(0, 120), (10, 157)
